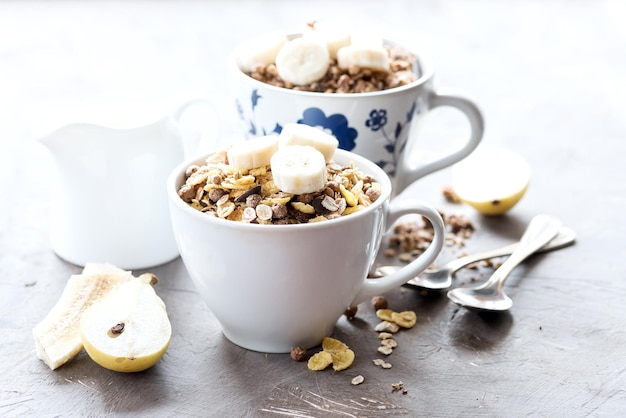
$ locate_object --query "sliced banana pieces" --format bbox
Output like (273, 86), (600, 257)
(275, 37), (330, 86)
(271, 145), (327, 195)
(278, 123), (338, 163)
(337, 45), (390, 72)
(32, 263), (134, 370)
(304, 20), (352, 59)
(237, 23), (395, 84)
(227, 135), (279, 171)
(220, 124), (341, 195)
(236, 31), (289, 73)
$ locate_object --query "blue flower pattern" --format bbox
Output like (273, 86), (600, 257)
(297, 108), (357, 151)
(237, 88), (419, 176)
(365, 109), (387, 132)
(366, 101), (417, 177)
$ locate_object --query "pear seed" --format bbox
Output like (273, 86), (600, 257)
(108, 322), (125, 338)
(139, 272), (158, 285)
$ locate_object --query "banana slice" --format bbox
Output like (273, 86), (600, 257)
(227, 135), (279, 171)
(275, 37), (330, 86)
(236, 31), (289, 73)
(304, 20), (352, 59)
(278, 123), (338, 163)
(32, 263), (134, 370)
(337, 45), (390, 72)
(270, 145), (327, 195)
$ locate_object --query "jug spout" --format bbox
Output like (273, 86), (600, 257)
(37, 123), (99, 154)
(36, 123), (127, 176)
(36, 95), (218, 159)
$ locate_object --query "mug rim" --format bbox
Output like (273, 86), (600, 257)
(229, 35), (435, 98)
(167, 148), (392, 232)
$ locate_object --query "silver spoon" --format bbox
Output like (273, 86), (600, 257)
(369, 226), (575, 290)
(446, 214), (563, 311)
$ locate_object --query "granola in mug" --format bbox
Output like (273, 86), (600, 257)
(178, 140), (382, 224)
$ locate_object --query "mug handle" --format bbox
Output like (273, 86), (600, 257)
(350, 199), (445, 305)
(394, 89), (485, 193)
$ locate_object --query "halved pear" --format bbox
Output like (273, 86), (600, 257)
(79, 273), (171, 372)
(452, 145), (531, 216)
(33, 263), (135, 370)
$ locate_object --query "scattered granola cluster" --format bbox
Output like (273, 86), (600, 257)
(293, 297), (416, 394)
(384, 211), (475, 262)
(248, 44), (418, 93)
(178, 150), (381, 224)
(373, 308), (416, 358)
(370, 295), (388, 310)
(392, 381), (408, 394)
(290, 346), (307, 362)
(441, 184), (462, 204)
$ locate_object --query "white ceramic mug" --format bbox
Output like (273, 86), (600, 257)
(167, 149), (445, 353)
(231, 36), (485, 194)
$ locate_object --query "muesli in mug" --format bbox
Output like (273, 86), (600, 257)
(230, 21), (484, 194)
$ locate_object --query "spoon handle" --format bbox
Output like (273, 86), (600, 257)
(442, 226), (575, 274)
(442, 243), (519, 273)
(482, 214), (562, 290)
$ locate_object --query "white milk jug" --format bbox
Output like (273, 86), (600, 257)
(36, 97), (215, 269)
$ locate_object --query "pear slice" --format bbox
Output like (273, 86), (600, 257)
(451, 145), (531, 216)
(79, 273), (171, 372)
(33, 263), (135, 370)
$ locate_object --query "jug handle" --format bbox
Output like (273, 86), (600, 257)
(173, 98), (220, 158)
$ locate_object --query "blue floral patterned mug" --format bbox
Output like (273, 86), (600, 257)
(230, 37), (484, 195)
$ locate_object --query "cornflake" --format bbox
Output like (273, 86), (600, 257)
(331, 349), (355, 371)
(375, 309), (394, 322)
(307, 337), (355, 372)
(322, 336), (350, 353)
(377, 309), (417, 329)
(391, 311), (417, 329)
(307, 351), (333, 371)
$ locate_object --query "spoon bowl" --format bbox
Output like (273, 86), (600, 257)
(446, 281), (514, 311)
(446, 214), (563, 311)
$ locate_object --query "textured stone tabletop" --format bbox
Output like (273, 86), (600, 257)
(1, 1), (625, 416)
